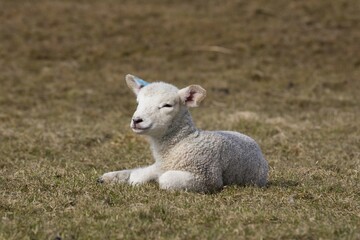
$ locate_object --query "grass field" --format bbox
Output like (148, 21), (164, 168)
(1, 0), (359, 239)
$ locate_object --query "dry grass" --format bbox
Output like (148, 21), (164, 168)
(0, 0), (359, 239)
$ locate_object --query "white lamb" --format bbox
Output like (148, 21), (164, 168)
(98, 74), (269, 192)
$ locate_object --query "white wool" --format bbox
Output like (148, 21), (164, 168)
(99, 75), (269, 192)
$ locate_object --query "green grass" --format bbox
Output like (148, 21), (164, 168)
(1, 0), (359, 239)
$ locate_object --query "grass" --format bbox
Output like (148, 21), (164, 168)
(0, 0), (359, 239)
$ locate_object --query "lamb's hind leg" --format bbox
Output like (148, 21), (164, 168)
(158, 170), (199, 192)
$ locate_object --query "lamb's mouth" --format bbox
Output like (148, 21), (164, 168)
(131, 125), (152, 133)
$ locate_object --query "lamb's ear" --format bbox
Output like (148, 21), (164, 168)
(178, 85), (206, 107)
(125, 74), (150, 95)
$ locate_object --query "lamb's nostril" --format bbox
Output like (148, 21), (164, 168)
(133, 117), (143, 124)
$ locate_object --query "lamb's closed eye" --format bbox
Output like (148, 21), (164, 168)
(161, 104), (173, 108)
(158, 103), (174, 109)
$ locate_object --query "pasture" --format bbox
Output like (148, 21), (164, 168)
(0, 0), (359, 239)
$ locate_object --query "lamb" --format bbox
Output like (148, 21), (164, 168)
(98, 74), (269, 192)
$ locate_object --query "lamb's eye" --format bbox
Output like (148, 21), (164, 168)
(161, 104), (173, 108)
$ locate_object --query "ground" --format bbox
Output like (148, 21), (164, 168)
(0, 0), (359, 239)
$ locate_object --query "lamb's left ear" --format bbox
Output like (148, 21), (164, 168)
(125, 74), (150, 95)
(178, 85), (206, 107)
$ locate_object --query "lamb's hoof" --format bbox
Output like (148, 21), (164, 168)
(99, 170), (131, 184)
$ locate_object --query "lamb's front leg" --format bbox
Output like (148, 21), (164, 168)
(128, 164), (163, 185)
(98, 164), (162, 185)
(98, 169), (132, 184)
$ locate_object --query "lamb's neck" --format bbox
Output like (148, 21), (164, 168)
(148, 110), (198, 157)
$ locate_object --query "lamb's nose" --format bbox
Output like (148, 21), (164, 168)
(132, 117), (143, 124)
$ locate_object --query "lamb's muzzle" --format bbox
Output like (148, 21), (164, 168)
(132, 117), (143, 124)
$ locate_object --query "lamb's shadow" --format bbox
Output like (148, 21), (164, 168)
(216, 179), (300, 194)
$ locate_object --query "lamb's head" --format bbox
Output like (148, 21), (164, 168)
(126, 74), (206, 137)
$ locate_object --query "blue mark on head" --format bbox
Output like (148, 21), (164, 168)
(134, 76), (150, 88)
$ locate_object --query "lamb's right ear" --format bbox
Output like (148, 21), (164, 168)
(125, 74), (150, 95)
(178, 85), (206, 107)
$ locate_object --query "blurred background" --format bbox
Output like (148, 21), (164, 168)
(1, 0), (359, 164)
